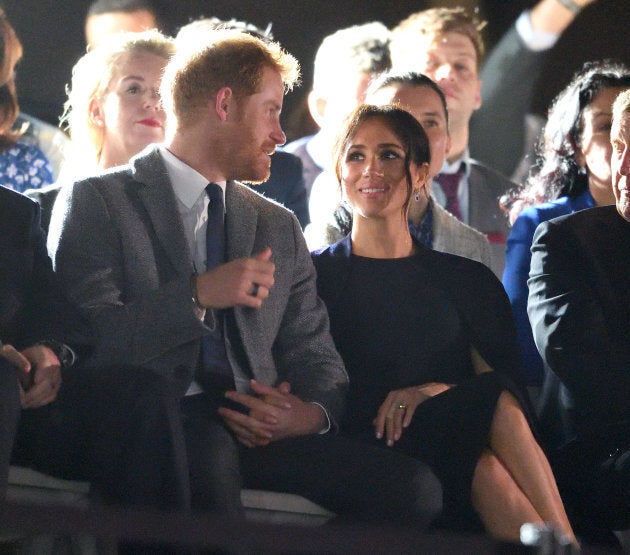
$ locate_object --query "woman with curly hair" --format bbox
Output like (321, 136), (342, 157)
(502, 61), (630, 387)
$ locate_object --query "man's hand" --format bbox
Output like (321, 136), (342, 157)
(195, 248), (275, 309)
(218, 380), (327, 447)
(373, 382), (451, 447)
(0, 343), (62, 409)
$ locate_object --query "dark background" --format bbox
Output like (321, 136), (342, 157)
(2, 0), (627, 142)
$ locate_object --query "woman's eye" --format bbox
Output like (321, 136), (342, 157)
(346, 151), (364, 161)
(381, 150), (400, 160)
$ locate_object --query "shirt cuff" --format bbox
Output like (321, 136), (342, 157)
(516, 10), (560, 51)
(309, 401), (332, 434)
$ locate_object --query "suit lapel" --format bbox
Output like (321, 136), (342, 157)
(132, 147), (192, 274)
(225, 181), (258, 261)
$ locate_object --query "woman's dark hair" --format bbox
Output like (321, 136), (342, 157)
(368, 71), (449, 129)
(333, 104), (431, 216)
(0, 8), (23, 150)
(505, 61), (630, 211)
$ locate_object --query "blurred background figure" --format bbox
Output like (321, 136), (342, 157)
(502, 61), (630, 389)
(284, 21), (391, 200)
(85, 0), (161, 48)
(27, 30), (175, 231)
(472, 0), (598, 182)
(389, 7), (512, 277)
(0, 8), (53, 192)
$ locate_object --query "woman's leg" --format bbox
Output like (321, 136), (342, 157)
(487, 391), (577, 545)
(472, 449), (543, 542)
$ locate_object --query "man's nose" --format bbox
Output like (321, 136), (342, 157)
(271, 124), (286, 146)
(434, 64), (454, 82)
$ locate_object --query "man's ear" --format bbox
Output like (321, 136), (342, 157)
(445, 134), (453, 158)
(88, 97), (105, 127)
(215, 87), (233, 122)
(307, 90), (327, 128)
(473, 78), (482, 111)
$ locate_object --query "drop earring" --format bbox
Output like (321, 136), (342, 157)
(414, 189), (420, 202)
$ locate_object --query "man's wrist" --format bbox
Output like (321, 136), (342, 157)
(190, 274), (207, 320)
(554, 0), (583, 13)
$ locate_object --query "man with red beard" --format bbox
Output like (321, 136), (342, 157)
(47, 30), (441, 528)
(527, 88), (630, 539)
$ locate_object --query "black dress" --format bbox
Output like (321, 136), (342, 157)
(313, 242), (524, 528)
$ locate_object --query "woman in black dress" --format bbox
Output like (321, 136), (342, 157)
(311, 104), (576, 545)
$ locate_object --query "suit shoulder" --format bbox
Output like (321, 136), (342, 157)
(0, 186), (40, 236)
(233, 180), (296, 219)
(542, 206), (623, 239)
(434, 202), (488, 239)
(469, 160), (515, 191)
(0, 185), (38, 209)
(423, 244), (498, 284)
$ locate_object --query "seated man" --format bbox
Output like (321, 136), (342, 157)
(176, 17), (309, 228)
(0, 185), (87, 503)
(48, 30), (442, 525)
(528, 88), (630, 537)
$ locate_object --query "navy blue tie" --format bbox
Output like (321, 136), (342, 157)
(198, 183), (234, 394)
(205, 183), (225, 270)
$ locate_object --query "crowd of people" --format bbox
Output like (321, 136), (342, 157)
(1, 0), (629, 550)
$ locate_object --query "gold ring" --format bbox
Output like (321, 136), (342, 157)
(397, 403), (406, 410)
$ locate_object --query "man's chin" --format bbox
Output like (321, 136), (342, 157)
(617, 192), (630, 223)
(241, 171), (271, 186)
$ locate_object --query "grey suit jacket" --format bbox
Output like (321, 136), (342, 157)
(467, 161), (512, 277)
(48, 146), (347, 421)
(432, 201), (493, 272)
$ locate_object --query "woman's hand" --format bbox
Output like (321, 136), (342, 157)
(373, 382), (452, 446)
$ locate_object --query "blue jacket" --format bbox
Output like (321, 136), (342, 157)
(502, 189), (595, 385)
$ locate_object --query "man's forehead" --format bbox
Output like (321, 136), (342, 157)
(247, 67), (285, 102)
(612, 114), (630, 139)
(422, 32), (477, 59)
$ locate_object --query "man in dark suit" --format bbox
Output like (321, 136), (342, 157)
(0, 186), (87, 502)
(48, 31), (441, 524)
(527, 88), (630, 535)
(390, 7), (513, 276)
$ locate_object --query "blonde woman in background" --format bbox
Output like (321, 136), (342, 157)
(27, 29), (174, 230)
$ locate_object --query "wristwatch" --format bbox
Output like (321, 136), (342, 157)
(36, 339), (77, 370)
